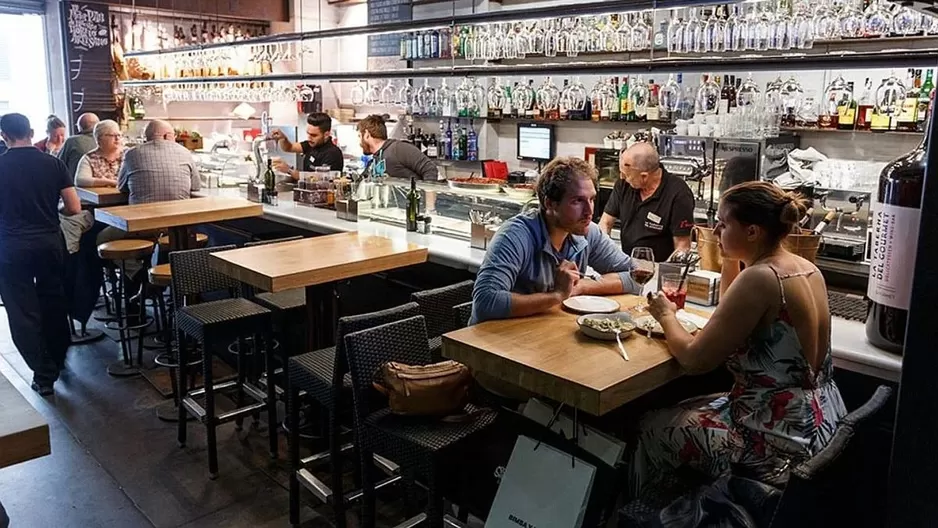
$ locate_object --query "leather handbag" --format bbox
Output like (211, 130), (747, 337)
(374, 360), (471, 416)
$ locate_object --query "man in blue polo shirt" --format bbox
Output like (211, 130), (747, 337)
(471, 156), (641, 324)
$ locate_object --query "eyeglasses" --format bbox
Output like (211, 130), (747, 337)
(102, 133), (121, 139)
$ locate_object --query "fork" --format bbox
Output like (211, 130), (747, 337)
(614, 329), (629, 361)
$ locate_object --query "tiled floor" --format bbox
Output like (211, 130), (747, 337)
(0, 308), (397, 528)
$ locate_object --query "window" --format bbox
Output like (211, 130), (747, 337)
(0, 14), (50, 132)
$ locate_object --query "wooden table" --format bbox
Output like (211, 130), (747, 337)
(76, 186), (127, 206)
(210, 232), (429, 349)
(0, 371), (50, 469)
(442, 295), (710, 416)
(94, 196), (262, 251)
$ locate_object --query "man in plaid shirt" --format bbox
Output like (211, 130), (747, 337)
(118, 120), (200, 204)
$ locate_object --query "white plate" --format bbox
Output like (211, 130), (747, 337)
(577, 312), (637, 341)
(633, 314), (699, 336)
(563, 296), (620, 314)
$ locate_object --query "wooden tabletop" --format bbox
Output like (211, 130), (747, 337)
(76, 186), (127, 206)
(209, 232), (429, 292)
(94, 196), (262, 232)
(442, 295), (710, 416)
(0, 371), (50, 469)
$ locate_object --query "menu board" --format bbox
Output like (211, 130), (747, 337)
(61, 2), (116, 130)
(367, 0), (412, 57)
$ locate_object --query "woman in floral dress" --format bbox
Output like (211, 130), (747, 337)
(633, 181), (847, 493)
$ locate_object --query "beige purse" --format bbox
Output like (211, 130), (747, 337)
(374, 360), (471, 416)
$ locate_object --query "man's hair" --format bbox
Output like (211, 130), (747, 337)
(306, 112), (332, 132)
(624, 142), (660, 172)
(77, 112), (99, 133)
(0, 113), (31, 141)
(536, 156), (598, 210)
(356, 114), (388, 140)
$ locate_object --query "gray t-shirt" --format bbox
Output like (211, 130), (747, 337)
(376, 139), (438, 181)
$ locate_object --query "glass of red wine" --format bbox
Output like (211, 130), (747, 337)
(630, 247), (655, 311)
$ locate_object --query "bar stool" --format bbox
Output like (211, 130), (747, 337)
(158, 233), (208, 252)
(97, 239), (156, 377)
(171, 245), (276, 479)
(149, 263), (203, 422)
(411, 280), (474, 359)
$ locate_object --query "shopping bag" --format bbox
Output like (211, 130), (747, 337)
(485, 435), (597, 528)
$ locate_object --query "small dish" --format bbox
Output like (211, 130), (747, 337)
(577, 312), (637, 341)
(501, 184), (536, 200)
(633, 314), (699, 336)
(563, 296), (620, 314)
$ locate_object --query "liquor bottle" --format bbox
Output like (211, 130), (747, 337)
(619, 76), (630, 122)
(646, 79), (660, 122)
(560, 79), (571, 120)
(591, 85), (602, 122)
(525, 80), (537, 119)
(609, 78), (620, 121)
(837, 82), (858, 130)
(896, 69), (919, 132)
(430, 29), (440, 58)
(719, 74), (731, 114)
(406, 177), (419, 232)
(263, 158), (276, 191)
(866, 114), (928, 353)
(441, 120), (453, 160)
(467, 124), (478, 161)
(857, 78), (874, 130)
(426, 133), (439, 159)
(509, 83), (520, 119)
(727, 75), (737, 113)
(502, 82), (513, 118)
(917, 69), (933, 132)
(600, 78), (612, 121)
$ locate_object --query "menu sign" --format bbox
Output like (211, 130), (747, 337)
(61, 2), (116, 130)
(367, 0), (412, 57)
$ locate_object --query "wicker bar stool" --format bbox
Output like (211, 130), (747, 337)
(287, 302), (423, 528)
(344, 315), (497, 528)
(170, 245), (275, 479)
(97, 239), (156, 377)
(410, 280), (474, 358)
(453, 301), (472, 330)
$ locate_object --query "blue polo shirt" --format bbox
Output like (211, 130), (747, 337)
(471, 210), (640, 324)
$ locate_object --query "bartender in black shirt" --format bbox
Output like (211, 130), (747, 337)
(270, 112), (344, 177)
(598, 142), (695, 261)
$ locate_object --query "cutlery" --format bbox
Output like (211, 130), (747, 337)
(614, 329), (629, 361)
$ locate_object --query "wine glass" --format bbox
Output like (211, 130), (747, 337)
(630, 247), (656, 311)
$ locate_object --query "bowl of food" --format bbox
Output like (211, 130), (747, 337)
(501, 183), (536, 200)
(577, 312), (637, 341)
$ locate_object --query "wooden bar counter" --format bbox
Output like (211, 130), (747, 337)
(0, 371), (50, 469)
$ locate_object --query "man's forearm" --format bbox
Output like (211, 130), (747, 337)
(574, 274), (626, 296)
(509, 291), (563, 318)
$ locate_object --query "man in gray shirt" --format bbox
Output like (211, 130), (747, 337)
(118, 120), (200, 204)
(57, 112), (99, 179)
(471, 157), (641, 324)
(357, 115), (438, 181)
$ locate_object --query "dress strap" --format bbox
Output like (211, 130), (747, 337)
(766, 265), (787, 308)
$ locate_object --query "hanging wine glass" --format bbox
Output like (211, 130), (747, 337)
(711, 7), (727, 53)
(379, 80), (396, 106)
(823, 73), (851, 118)
(543, 19), (558, 57)
(839, 2), (864, 38)
(536, 77), (561, 116)
(684, 8), (703, 53)
(487, 77), (505, 115)
(658, 74), (682, 116)
(586, 17), (604, 53)
(696, 75), (720, 114)
(780, 76), (804, 125)
(350, 79), (367, 106)
(469, 77), (486, 117)
(815, 4), (840, 40)
(601, 15), (618, 52)
(530, 21), (546, 55)
(863, 0), (892, 36)
(875, 72), (906, 116)
(893, 6), (920, 35)
(631, 13), (651, 51)
(725, 5), (740, 51)
(562, 77), (588, 112)
(753, 5), (771, 50)
(667, 9), (685, 53)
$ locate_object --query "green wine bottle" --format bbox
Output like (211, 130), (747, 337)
(406, 177), (419, 232)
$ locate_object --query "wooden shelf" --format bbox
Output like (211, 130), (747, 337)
(131, 117), (262, 122)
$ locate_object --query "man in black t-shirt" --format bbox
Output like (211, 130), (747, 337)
(598, 142), (695, 262)
(270, 112), (344, 178)
(0, 113), (82, 395)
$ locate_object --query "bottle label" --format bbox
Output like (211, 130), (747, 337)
(718, 99), (729, 115)
(867, 199), (921, 310)
(870, 112), (890, 130)
(838, 106), (856, 125)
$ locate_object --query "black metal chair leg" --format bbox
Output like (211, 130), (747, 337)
(266, 332), (278, 459)
(204, 338), (218, 479)
(114, 264), (130, 365)
(235, 337), (246, 431)
(360, 445), (377, 528)
(427, 462), (444, 528)
(289, 386), (301, 527)
(329, 407), (346, 528)
(177, 330), (188, 447)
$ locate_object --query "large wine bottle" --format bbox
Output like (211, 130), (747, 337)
(865, 119), (928, 353)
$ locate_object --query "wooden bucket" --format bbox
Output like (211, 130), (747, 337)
(694, 226), (821, 270)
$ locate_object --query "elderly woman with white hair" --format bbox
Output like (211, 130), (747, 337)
(74, 119), (122, 187)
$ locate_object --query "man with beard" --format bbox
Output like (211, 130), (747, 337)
(356, 114), (438, 181)
(471, 156), (641, 324)
(270, 112), (344, 177)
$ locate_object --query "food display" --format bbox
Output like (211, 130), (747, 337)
(501, 183), (536, 200)
(447, 177), (504, 194)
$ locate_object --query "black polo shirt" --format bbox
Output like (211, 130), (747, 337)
(301, 140), (344, 172)
(603, 169), (695, 261)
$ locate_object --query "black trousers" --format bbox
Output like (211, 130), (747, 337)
(0, 234), (70, 385)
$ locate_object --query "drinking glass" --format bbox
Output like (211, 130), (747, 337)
(710, 7), (727, 53)
(875, 73), (906, 116)
(562, 77), (588, 112)
(630, 247), (656, 309)
(600, 15), (618, 52)
(737, 73), (761, 107)
(839, 2), (865, 38)
(630, 76), (651, 119)
(684, 8), (703, 53)
(659, 74), (682, 116)
(863, 0), (893, 36)
(616, 14), (633, 52)
(893, 6), (920, 35)
(661, 273), (687, 309)
(725, 5), (741, 51)
(667, 10), (685, 53)
(350, 80), (367, 106)
(536, 77), (561, 116)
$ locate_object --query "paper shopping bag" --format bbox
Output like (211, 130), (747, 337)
(485, 435), (597, 528)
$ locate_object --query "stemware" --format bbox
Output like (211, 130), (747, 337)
(536, 77), (561, 118)
(667, 10), (685, 53)
(737, 73), (761, 107)
(630, 247), (656, 309)
(823, 73), (852, 121)
(561, 77), (588, 113)
(780, 76), (805, 125)
(875, 73), (906, 116)
(863, 0), (893, 36)
(629, 76), (651, 120)
(631, 14), (651, 51)
(724, 5), (741, 51)
(839, 2), (865, 38)
(487, 77), (506, 117)
(696, 75), (721, 114)
(684, 8), (703, 53)
(600, 16), (618, 52)
(893, 6), (921, 35)
(350, 79), (367, 106)
(616, 14), (633, 52)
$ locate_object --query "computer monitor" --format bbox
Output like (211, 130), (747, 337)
(516, 122), (555, 162)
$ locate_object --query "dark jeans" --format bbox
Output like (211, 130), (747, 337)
(0, 499), (8, 528)
(0, 234), (70, 385)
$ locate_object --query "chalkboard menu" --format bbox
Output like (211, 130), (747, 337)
(367, 0), (412, 57)
(61, 2), (117, 130)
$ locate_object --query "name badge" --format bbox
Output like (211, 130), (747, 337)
(646, 212), (662, 224)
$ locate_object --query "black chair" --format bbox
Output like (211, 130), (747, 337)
(453, 301), (472, 330)
(618, 385), (894, 527)
(344, 315), (497, 528)
(171, 245), (274, 479)
(288, 302), (422, 528)
(410, 280), (473, 357)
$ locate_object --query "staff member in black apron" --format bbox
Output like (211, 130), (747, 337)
(270, 112), (344, 177)
(598, 142), (695, 261)
(0, 113), (81, 395)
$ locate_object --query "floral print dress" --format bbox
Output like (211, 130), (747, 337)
(631, 267), (847, 493)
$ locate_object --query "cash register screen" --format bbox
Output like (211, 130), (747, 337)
(517, 123), (555, 162)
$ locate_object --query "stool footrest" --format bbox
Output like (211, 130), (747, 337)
(297, 469), (401, 505)
(299, 442), (354, 468)
(182, 381), (269, 424)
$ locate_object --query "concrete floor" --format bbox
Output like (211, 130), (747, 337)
(0, 308), (407, 528)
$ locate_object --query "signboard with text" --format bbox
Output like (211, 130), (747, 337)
(367, 0), (412, 57)
(61, 2), (117, 130)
